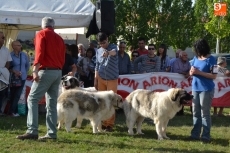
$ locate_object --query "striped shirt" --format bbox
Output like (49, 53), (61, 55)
(217, 66), (227, 76)
(133, 55), (161, 73)
(95, 44), (119, 80)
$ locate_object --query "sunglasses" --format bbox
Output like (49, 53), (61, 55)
(148, 48), (155, 50)
(132, 55), (139, 57)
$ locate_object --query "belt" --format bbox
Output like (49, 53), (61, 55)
(41, 67), (61, 70)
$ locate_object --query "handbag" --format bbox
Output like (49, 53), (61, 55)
(10, 53), (22, 87)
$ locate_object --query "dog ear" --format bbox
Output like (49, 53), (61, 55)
(61, 75), (68, 80)
(74, 78), (80, 87)
(170, 88), (180, 101)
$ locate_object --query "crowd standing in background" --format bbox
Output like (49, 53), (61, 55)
(77, 48), (95, 87)
(9, 40), (30, 117)
(118, 42), (131, 75)
(0, 31), (12, 116)
(157, 44), (171, 72)
(133, 44), (160, 73)
(213, 57), (230, 116)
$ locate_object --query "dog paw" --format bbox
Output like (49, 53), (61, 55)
(75, 126), (81, 129)
(128, 130), (134, 135)
(164, 136), (170, 139)
(137, 132), (144, 135)
(158, 137), (164, 140)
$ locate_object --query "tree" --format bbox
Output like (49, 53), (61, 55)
(111, 0), (195, 49)
(205, 0), (230, 53)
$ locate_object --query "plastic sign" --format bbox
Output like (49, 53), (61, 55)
(214, 3), (227, 16)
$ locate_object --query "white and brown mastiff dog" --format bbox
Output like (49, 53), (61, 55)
(60, 75), (97, 128)
(123, 88), (193, 140)
(57, 90), (123, 133)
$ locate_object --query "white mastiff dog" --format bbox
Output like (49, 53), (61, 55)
(123, 88), (193, 140)
(57, 90), (123, 133)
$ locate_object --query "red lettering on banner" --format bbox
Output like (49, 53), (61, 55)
(118, 78), (139, 90)
(162, 77), (169, 85)
(224, 78), (230, 87)
(143, 80), (151, 89)
(218, 82), (225, 92)
(128, 79), (139, 90)
(121, 78), (130, 86)
(149, 76), (178, 88)
(168, 80), (178, 88)
(151, 76), (157, 85)
(181, 81), (189, 89)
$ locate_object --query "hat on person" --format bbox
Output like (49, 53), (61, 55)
(217, 56), (226, 65)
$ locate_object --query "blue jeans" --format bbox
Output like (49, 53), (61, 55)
(26, 70), (61, 138)
(191, 89), (214, 140)
(9, 80), (26, 114)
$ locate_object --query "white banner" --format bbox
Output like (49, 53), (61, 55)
(117, 72), (230, 107)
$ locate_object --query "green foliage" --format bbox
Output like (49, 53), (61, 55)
(91, 0), (230, 52)
(205, 0), (230, 39)
(111, 0), (195, 49)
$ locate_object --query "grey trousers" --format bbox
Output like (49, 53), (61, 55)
(26, 70), (61, 138)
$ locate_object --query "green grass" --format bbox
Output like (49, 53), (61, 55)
(0, 107), (230, 153)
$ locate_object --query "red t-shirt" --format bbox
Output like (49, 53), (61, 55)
(34, 28), (65, 69)
(136, 48), (148, 56)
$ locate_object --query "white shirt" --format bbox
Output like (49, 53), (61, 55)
(0, 46), (12, 68)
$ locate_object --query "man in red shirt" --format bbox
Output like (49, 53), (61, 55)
(136, 37), (148, 55)
(17, 17), (65, 141)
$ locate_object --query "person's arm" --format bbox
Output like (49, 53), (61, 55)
(68, 64), (77, 76)
(25, 53), (30, 72)
(32, 63), (40, 82)
(165, 57), (171, 72)
(133, 56), (142, 73)
(94, 51), (99, 90)
(190, 66), (217, 79)
(225, 70), (230, 77)
(33, 33), (45, 66)
(5, 61), (10, 69)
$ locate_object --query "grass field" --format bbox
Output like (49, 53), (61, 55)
(0, 107), (229, 153)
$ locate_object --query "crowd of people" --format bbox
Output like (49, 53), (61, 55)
(0, 16), (229, 142)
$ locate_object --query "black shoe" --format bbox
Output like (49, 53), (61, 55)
(104, 126), (113, 132)
(38, 136), (56, 141)
(16, 133), (38, 140)
(201, 138), (210, 143)
(188, 136), (200, 141)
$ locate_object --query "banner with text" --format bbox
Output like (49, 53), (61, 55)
(117, 72), (230, 107)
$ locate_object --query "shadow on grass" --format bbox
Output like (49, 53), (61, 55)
(153, 147), (226, 153)
(168, 134), (230, 147)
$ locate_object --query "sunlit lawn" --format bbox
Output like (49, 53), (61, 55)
(0, 107), (229, 153)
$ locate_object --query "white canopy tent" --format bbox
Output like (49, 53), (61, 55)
(0, 0), (95, 49)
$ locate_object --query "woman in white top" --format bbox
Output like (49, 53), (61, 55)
(213, 57), (230, 116)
